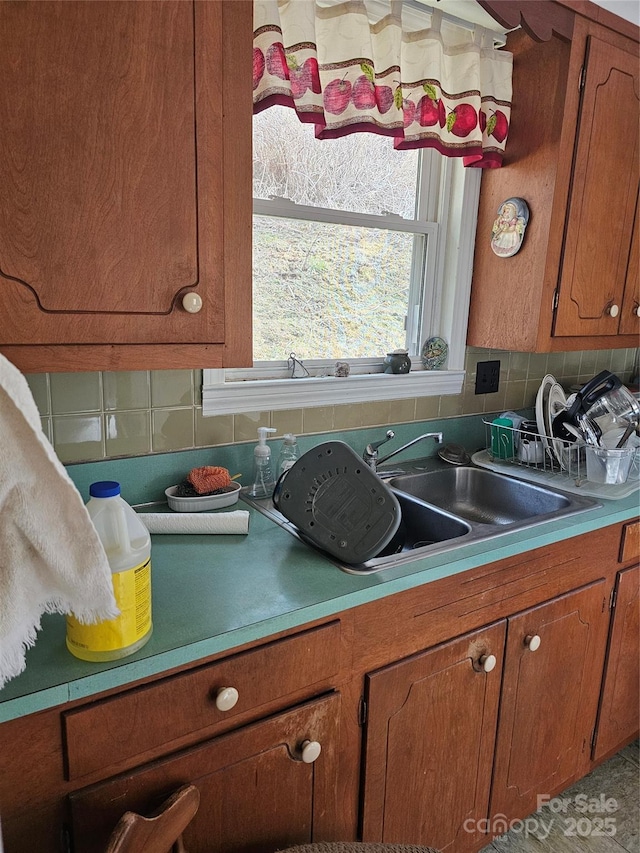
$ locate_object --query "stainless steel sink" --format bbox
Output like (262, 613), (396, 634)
(243, 461), (599, 574)
(388, 467), (574, 526)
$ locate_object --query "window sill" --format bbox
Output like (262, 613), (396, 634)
(202, 369), (464, 416)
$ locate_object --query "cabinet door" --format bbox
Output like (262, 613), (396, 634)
(490, 581), (609, 821)
(0, 1), (252, 369)
(361, 621), (505, 852)
(69, 693), (340, 853)
(554, 36), (639, 337)
(593, 567), (640, 761)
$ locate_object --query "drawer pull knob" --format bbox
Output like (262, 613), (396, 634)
(300, 740), (322, 764)
(215, 686), (239, 712)
(525, 634), (541, 651)
(182, 292), (203, 313)
(607, 303), (620, 318)
(479, 654), (497, 673)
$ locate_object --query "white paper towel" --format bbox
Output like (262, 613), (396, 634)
(140, 511), (250, 535)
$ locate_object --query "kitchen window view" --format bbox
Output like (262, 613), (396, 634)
(203, 109), (479, 413)
(252, 104), (430, 365)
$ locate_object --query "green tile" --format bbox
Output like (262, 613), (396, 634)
(415, 395), (440, 420)
(546, 351), (566, 377)
(103, 371), (150, 411)
(150, 370), (194, 408)
(482, 385), (507, 414)
(461, 385), (484, 415)
(151, 409), (195, 452)
(302, 406), (335, 433)
(562, 351), (581, 378)
(508, 352), (530, 382)
(331, 403), (363, 431)
(389, 397), (416, 425)
(233, 411), (271, 443)
(360, 400), (396, 427)
(524, 379), (542, 408)
(610, 348), (628, 376)
(26, 374), (50, 416)
(52, 414), (104, 463)
(195, 409), (234, 447)
(503, 380), (526, 410)
(595, 350), (613, 373)
(579, 350), (599, 378)
(106, 412), (151, 457)
(50, 372), (101, 414)
(527, 353), (549, 381)
(439, 393), (464, 417)
(271, 409), (304, 436)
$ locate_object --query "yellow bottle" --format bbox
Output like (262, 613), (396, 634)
(66, 481), (152, 661)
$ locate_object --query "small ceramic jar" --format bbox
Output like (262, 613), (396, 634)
(384, 350), (411, 374)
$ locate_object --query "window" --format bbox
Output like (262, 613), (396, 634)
(203, 106), (481, 416)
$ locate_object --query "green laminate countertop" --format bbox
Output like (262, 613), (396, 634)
(1, 482), (637, 724)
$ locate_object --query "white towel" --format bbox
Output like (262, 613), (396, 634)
(0, 355), (118, 688)
(140, 511), (250, 535)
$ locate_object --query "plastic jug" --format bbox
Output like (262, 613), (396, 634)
(66, 481), (152, 661)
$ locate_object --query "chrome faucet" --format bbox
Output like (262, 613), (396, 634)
(363, 430), (443, 471)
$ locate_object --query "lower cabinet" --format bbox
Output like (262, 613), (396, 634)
(489, 581), (609, 820)
(361, 581), (610, 850)
(361, 622), (505, 852)
(592, 566), (640, 761)
(69, 693), (340, 853)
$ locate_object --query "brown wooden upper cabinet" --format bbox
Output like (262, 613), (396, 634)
(0, 0), (252, 372)
(468, 13), (639, 352)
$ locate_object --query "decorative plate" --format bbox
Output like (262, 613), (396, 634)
(535, 374), (557, 461)
(490, 197), (529, 258)
(546, 382), (568, 467)
(421, 336), (448, 370)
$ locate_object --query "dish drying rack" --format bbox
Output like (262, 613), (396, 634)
(481, 419), (585, 482)
(476, 419), (639, 500)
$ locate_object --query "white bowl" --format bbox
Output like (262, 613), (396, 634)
(165, 481), (241, 512)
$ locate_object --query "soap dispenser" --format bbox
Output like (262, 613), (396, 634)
(248, 427), (277, 498)
(277, 433), (300, 477)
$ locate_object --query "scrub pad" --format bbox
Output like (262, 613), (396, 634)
(187, 466), (233, 495)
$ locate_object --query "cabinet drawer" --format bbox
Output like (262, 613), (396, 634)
(619, 520), (640, 565)
(63, 621), (340, 781)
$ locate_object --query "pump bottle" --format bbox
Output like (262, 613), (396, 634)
(277, 433), (300, 477)
(248, 427), (276, 498)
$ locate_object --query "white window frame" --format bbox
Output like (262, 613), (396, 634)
(203, 151), (481, 416)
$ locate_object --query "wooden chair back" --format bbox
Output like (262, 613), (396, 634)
(105, 784), (200, 853)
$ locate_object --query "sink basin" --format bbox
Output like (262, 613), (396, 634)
(388, 467), (573, 526)
(242, 462), (599, 574)
(374, 493), (471, 556)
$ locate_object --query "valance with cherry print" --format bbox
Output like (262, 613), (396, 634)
(253, 0), (513, 167)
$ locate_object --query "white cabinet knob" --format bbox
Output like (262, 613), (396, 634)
(633, 305), (640, 318)
(607, 304), (620, 318)
(479, 654), (497, 673)
(182, 292), (203, 313)
(300, 740), (322, 764)
(525, 634), (541, 652)
(215, 686), (239, 712)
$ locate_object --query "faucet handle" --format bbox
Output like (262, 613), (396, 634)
(364, 430), (395, 467)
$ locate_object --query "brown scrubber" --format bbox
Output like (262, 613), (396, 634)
(187, 466), (232, 495)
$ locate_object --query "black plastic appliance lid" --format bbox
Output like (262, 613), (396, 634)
(273, 441), (401, 564)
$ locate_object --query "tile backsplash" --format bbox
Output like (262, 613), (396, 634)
(27, 348), (638, 464)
